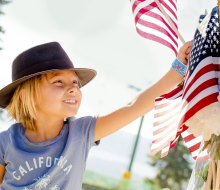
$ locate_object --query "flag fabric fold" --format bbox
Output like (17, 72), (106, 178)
(151, 6), (220, 159)
(130, 0), (178, 55)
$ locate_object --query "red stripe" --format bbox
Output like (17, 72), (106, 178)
(132, 0), (155, 14)
(183, 64), (215, 96)
(181, 93), (218, 124)
(136, 8), (178, 40)
(153, 112), (177, 127)
(154, 103), (180, 118)
(154, 100), (180, 110)
(131, 0), (178, 55)
(184, 78), (218, 103)
(137, 18), (178, 46)
(151, 141), (170, 154)
(183, 134), (196, 143)
(136, 28), (177, 55)
(168, 0), (177, 10)
(152, 134), (175, 144)
(188, 142), (201, 153)
(160, 0), (177, 21)
(170, 137), (179, 149)
(155, 85), (183, 101)
(152, 123), (177, 137)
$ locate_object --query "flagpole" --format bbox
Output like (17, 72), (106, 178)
(154, 0), (185, 45)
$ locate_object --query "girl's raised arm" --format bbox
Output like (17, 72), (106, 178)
(95, 41), (192, 141)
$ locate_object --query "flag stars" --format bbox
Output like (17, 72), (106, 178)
(208, 23), (213, 28)
(189, 7), (220, 73)
(204, 44), (209, 49)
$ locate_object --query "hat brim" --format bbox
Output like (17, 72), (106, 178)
(0, 68), (96, 108)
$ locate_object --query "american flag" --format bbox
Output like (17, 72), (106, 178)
(130, 0), (179, 55)
(151, 6), (220, 159)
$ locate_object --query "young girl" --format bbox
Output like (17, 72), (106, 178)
(0, 41), (192, 190)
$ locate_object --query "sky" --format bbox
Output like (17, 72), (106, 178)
(0, 0), (218, 139)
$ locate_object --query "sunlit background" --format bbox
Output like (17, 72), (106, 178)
(0, 0), (218, 189)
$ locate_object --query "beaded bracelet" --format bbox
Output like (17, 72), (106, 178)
(171, 58), (187, 76)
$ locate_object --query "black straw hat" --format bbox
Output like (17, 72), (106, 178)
(0, 42), (97, 108)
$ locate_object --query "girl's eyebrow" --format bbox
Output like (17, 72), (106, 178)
(47, 72), (80, 81)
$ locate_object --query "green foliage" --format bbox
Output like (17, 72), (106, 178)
(83, 170), (160, 190)
(0, 0), (11, 49)
(146, 137), (193, 190)
(0, 0), (10, 16)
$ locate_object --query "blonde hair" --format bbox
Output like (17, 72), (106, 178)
(7, 75), (43, 131)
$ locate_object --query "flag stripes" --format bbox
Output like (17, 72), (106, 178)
(130, 0), (178, 55)
(151, 7), (220, 159)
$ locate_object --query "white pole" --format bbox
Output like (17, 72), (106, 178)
(154, 0), (185, 45)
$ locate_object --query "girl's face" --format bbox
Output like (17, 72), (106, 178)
(36, 70), (82, 120)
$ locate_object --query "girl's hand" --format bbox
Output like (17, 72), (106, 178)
(177, 40), (193, 65)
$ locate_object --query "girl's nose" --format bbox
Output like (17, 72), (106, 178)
(68, 85), (80, 94)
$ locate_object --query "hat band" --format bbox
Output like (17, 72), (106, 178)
(13, 59), (74, 81)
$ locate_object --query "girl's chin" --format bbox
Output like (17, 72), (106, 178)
(65, 112), (78, 118)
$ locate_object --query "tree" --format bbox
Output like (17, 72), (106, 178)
(0, 0), (11, 50)
(0, 0), (11, 117)
(145, 137), (193, 190)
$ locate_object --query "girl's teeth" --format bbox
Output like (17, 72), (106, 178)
(65, 100), (76, 103)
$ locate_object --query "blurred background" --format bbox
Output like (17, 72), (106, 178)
(0, 0), (218, 189)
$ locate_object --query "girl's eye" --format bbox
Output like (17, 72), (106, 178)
(73, 80), (81, 88)
(53, 80), (63, 85)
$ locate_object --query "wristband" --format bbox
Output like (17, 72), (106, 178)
(171, 58), (187, 76)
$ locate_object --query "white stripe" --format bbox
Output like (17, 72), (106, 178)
(161, 145), (170, 155)
(151, 6), (177, 23)
(164, 0), (177, 12)
(184, 57), (216, 86)
(160, 0), (177, 23)
(139, 9), (177, 40)
(184, 136), (202, 148)
(154, 98), (181, 114)
(180, 86), (218, 119)
(183, 70), (217, 100)
(133, 0), (155, 16)
(196, 149), (208, 159)
(153, 105), (181, 123)
(153, 113), (179, 130)
(191, 149), (202, 158)
(130, 0), (136, 6)
(184, 68), (215, 95)
(155, 92), (182, 106)
(182, 131), (203, 158)
(152, 122), (177, 140)
(136, 23), (177, 49)
(151, 130), (176, 149)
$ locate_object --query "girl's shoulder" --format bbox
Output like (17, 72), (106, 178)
(0, 123), (19, 161)
(0, 123), (18, 141)
(67, 116), (97, 126)
(67, 116), (97, 132)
